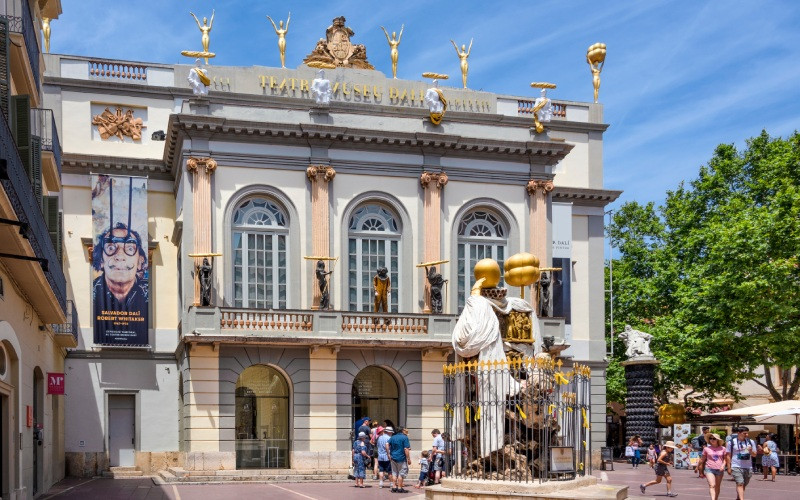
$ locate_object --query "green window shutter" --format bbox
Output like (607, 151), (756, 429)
(57, 210), (63, 264)
(0, 18), (9, 118)
(42, 195), (60, 260)
(10, 95), (32, 177)
(31, 135), (42, 199)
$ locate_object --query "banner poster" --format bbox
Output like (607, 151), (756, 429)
(672, 423), (691, 468)
(91, 175), (149, 345)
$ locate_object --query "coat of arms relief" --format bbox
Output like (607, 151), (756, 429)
(302, 16), (374, 70)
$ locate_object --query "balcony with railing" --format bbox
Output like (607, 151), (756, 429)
(51, 299), (78, 347)
(30, 107), (61, 190)
(0, 98), (66, 323)
(1, 0), (41, 103)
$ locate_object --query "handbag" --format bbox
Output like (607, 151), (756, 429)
(625, 446), (634, 458)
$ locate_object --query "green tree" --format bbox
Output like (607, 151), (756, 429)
(607, 131), (800, 405)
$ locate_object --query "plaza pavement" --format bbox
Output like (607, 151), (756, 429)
(40, 466), (800, 499)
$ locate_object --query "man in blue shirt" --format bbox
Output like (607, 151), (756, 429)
(376, 427), (393, 489)
(388, 425), (411, 493)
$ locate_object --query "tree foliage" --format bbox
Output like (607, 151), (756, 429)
(607, 131), (800, 406)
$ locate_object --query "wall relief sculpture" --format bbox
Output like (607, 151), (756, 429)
(92, 106), (146, 141)
(302, 16), (374, 70)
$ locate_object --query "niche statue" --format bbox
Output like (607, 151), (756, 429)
(426, 266), (448, 314)
(316, 260), (333, 310)
(373, 266), (391, 313)
(198, 257), (213, 306)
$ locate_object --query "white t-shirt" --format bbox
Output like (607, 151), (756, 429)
(728, 438), (756, 469)
(431, 434), (445, 455)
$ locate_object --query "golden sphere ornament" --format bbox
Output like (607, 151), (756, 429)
(504, 252), (541, 287)
(473, 258), (501, 288)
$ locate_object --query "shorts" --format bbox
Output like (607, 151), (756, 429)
(704, 468), (723, 476)
(378, 460), (391, 473)
(418, 470), (428, 482)
(391, 459), (409, 478)
(731, 467), (752, 486)
(433, 455), (445, 472)
(654, 463), (670, 477)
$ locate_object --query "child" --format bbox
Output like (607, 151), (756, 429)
(646, 444), (657, 468)
(416, 450), (430, 489)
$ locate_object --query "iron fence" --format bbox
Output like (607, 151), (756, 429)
(443, 356), (591, 483)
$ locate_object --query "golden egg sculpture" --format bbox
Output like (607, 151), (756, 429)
(474, 258), (501, 288)
(504, 252), (541, 286)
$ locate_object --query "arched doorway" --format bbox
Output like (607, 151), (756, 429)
(235, 365), (290, 469)
(351, 366), (400, 429)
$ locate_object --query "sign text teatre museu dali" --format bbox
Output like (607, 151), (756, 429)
(255, 74), (492, 112)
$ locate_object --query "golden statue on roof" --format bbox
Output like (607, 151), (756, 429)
(267, 12), (291, 68)
(182, 10), (216, 63)
(302, 16), (374, 70)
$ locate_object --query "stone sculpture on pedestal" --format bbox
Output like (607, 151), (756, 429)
(620, 325), (659, 447)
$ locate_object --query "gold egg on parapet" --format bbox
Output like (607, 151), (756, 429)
(473, 258), (501, 288)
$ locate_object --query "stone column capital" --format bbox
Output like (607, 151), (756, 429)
(420, 171), (449, 189)
(186, 157), (217, 175)
(307, 165), (336, 182)
(525, 179), (554, 196)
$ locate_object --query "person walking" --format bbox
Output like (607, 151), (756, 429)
(646, 444), (657, 468)
(695, 427), (710, 477)
(641, 441), (678, 497)
(430, 428), (446, 483)
(726, 426), (758, 500)
(371, 424), (382, 480)
(697, 433), (727, 500)
(628, 436), (643, 469)
(388, 425), (411, 493)
(352, 432), (370, 488)
(759, 433), (779, 482)
(376, 427), (392, 489)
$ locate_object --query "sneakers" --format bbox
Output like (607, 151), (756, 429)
(640, 484), (646, 494)
(667, 493), (678, 497)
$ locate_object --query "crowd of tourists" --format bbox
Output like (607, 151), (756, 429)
(633, 426), (782, 500)
(351, 417), (451, 493)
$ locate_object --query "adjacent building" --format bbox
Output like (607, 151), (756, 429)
(44, 18), (619, 476)
(1, 0), (74, 498)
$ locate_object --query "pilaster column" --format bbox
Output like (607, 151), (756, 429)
(307, 165), (336, 309)
(420, 172), (448, 313)
(187, 157), (217, 306)
(526, 179), (554, 309)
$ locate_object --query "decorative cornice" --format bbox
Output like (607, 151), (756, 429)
(526, 179), (554, 196)
(420, 171), (448, 189)
(306, 165), (336, 182)
(62, 153), (171, 179)
(552, 186), (623, 207)
(186, 157), (217, 175)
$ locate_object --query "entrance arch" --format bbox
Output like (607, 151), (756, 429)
(235, 365), (290, 469)
(351, 366), (400, 428)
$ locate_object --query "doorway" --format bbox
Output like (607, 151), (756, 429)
(108, 395), (136, 467)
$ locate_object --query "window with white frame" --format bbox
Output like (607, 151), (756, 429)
(457, 210), (507, 312)
(348, 204), (400, 312)
(232, 198), (288, 309)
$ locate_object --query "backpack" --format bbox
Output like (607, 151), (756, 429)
(691, 436), (701, 449)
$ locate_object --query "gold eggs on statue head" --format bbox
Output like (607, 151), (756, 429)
(473, 258), (501, 288)
(504, 252), (541, 286)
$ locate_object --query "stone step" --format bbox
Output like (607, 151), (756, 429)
(155, 469), (349, 484)
(102, 469), (145, 479)
(110, 466), (138, 472)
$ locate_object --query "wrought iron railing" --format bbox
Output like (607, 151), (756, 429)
(30, 107), (61, 173)
(0, 103), (66, 312)
(0, 0), (39, 89)
(52, 299), (78, 341)
(442, 357), (591, 483)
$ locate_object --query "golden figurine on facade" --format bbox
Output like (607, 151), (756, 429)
(266, 12), (291, 69)
(586, 42), (606, 103)
(450, 38), (473, 89)
(181, 11), (216, 63)
(380, 24), (404, 79)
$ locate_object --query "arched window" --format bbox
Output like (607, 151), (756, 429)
(232, 198), (288, 309)
(457, 210), (507, 312)
(351, 366), (399, 428)
(348, 204), (400, 312)
(235, 365), (290, 469)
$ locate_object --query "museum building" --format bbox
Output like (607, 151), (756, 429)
(42, 21), (619, 475)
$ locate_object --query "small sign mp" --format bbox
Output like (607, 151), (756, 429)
(47, 372), (65, 395)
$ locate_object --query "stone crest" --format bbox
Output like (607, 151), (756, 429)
(92, 106), (146, 141)
(303, 16), (374, 70)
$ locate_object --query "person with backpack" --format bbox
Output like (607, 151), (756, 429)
(726, 426), (758, 500)
(641, 441), (678, 497)
(693, 427), (710, 477)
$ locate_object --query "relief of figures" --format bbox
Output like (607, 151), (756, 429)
(92, 107), (146, 141)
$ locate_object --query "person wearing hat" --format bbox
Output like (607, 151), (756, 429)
(641, 441), (678, 497)
(376, 426), (392, 488)
(352, 432), (370, 488)
(697, 433), (727, 500)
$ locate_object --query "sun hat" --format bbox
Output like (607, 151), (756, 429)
(663, 441), (676, 449)
(384, 427), (394, 433)
(708, 433), (722, 442)
(377, 426), (385, 435)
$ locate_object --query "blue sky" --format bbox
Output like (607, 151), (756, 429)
(52, 1), (800, 209)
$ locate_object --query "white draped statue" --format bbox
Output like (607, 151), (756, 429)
(311, 70), (332, 105)
(451, 279), (541, 458)
(534, 88), (553, 124)
(187, 59), (210, 96)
